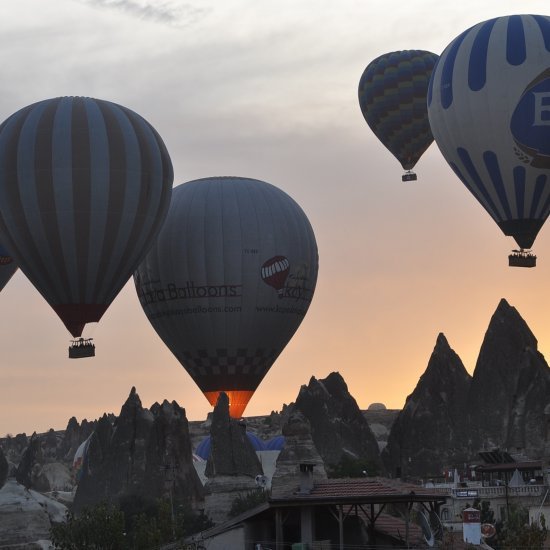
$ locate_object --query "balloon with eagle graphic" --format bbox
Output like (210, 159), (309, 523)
(134, 176), (319, 418)
(358, 49), (439, 181)
(0, 96), (173, 343)
(428, 14), (550, 266)
(0, 242), (17, 293)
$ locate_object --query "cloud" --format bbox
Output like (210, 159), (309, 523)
(76, 0), (207, 27)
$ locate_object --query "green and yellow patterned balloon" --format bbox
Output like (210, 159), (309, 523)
(358, 50), (439, 178)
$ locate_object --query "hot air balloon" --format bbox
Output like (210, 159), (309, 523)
(0, 97), (173, 353)
(358, 50), (439, 181)
(0, 242), (17, 293)
(428, 14), (550, 267)
(134, 176), (318, 418)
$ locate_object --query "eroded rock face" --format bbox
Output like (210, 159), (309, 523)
(383, 299), (550, 477)
(204, 392), (263, 479)
(0, 446), (7, 489)
(0, 433), (28, 469)
(0, 479), (67, 547)
(382, 333), (471, 477)
(203, 393), (264, 525)
(292, 372), (382, 469)
(57, 416), (95, 463)
(73, 387), (204, 512)
(271, 411), (327, 498)
(467, 298), (550, 456)
(15, 433), (51, 492)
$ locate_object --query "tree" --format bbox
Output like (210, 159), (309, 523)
(469, 498), (495, 525)
(51, 497), (214, 548)
(497, 503), (546, 550)
(229, 489), (268, 518)
(50, 502), (126, 550)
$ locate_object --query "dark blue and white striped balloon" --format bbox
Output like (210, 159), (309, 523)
(0, 97), (173, 337)
(428, 14), (550, 250)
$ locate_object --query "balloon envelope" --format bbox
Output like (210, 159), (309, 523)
(134, 176), (319, 418)
(358, 50), (439, 172)
(428, 14), (550, 250)
(0, 96), (173, 336)
(0, 241), (16, 293)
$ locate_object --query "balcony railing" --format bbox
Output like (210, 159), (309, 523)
(424, 483), (548, 499)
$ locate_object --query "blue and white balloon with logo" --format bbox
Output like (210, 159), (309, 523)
(428, 14), (550, 254)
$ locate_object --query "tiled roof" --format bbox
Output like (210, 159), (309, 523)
(476, 460), (542, 472)
(271, 477), (447, 504)
(367, 512), (423, 545)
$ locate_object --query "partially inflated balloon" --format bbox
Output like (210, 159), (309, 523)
(358, 50), (439, 178)
(0, 97), (173, 337)
(428, 15), (550, 255)
(0, 242), (16, 292)
(134, 176), (318, 418)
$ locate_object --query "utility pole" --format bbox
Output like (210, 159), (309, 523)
(161, 461), (179, 540)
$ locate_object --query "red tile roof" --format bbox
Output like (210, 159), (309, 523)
(270, 477), (447, 505)
(368, 512), (424, 545)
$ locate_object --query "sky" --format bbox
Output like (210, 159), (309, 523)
(1, 0), (550, 436)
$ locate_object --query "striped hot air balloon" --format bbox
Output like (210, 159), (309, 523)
(0, 96), (173, 338)
(261, 255), (290, 297)
(134, 176), (318, 418)
(428, 15), (550, 266)
(358, 50), (439, 181)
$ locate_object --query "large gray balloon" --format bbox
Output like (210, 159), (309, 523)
(134, 176), (319, 417)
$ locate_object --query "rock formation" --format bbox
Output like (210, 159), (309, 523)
(203, 392), (264, 524)
(73, 387), (203, 512)
(15, 432), (51, 492)
(271, 410), (327, 498)
(0, 445), (7, 489)
(0, 479), (67, 548)
(362, 406), (400, 453)
(467, 298), (550, 456)
(205, 392), (263, 478)
(292, 372), (382, 470)
(383, 299), (550, 477)
(0, 433), (28, 468)
(57, 415), (96, 463)
(382, 333), (472, 477)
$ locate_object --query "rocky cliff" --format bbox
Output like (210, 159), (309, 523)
(382, 333), (471, 477)
(203, 392), (264, 524)
(73, 387), (204, 512)
(271, 410), (327, 498)
(383, 299), (550, 477)
(291, 371), (382, 470)
(0, 445), (7, 489)
(467, 298), (550, 456)
(205, 393), (263, 479)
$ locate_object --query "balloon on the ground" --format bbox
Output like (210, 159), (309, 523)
(0, 242), (17, 293)
(358, 50), (439, 179)
(0, 96), (173, 337)
(428, 14), (550, 258)
(134, 176), (319, 418)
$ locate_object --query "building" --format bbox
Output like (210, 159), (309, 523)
(185, 464), (447, 549)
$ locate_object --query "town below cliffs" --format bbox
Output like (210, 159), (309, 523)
(2, 297), (550, 547)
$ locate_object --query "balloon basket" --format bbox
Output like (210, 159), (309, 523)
(402, 171), (417, 182)
(508, 250), (536, 268)
(69, 338), (95, 359)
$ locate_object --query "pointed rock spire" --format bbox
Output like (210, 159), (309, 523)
(468, 299), (550, 453)
(383, 333), (471, 477)
(205, 392), (262, 478)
